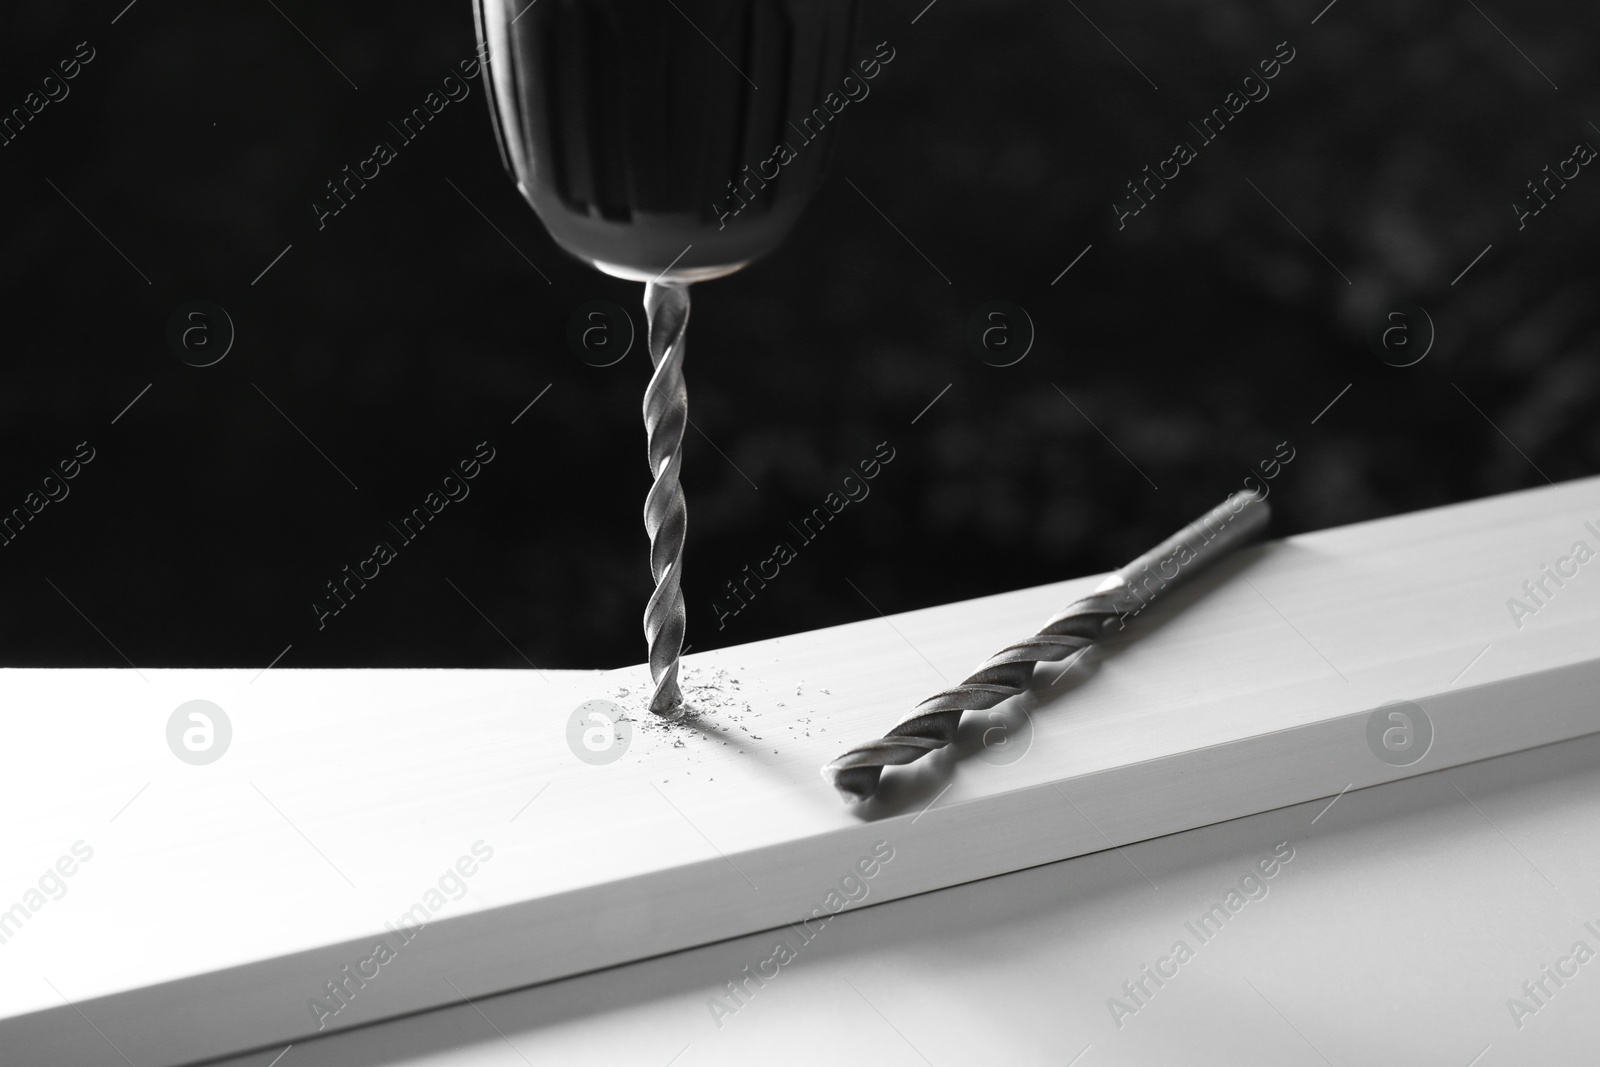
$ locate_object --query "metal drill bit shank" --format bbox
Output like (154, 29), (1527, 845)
(642, 280), (691, 716)
(823, 490), (1271, 802)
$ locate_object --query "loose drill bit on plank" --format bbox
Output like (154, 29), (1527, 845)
(823, 490), (1271, 802)
(642, 281), (691, 716)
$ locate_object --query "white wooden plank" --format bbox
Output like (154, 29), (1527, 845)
(5, 477), (1600, 1066)
(199, 728), (1600, 1067)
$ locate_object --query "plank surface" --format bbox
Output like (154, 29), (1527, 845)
(5, 477), (1600, 1066)
(200, 727), (1600, 1067)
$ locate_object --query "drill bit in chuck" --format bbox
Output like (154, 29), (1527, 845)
(823, 490), (1271, 802)
(642, 280), (691, 716)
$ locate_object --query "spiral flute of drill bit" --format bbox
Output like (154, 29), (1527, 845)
(822, 591), (1119, 802)
(824, 491), (1271, 802)
(642, 281), (691, 716)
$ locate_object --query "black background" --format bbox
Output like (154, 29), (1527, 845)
(0, 0), (1595, 671)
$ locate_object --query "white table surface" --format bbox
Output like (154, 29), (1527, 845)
(179, 727), (1600, 1067)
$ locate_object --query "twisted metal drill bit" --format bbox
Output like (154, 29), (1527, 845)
(824, 490), (1271, 802)
(642, 280), (691, 716)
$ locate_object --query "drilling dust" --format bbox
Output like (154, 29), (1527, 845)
(606, 665), (832, 780)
